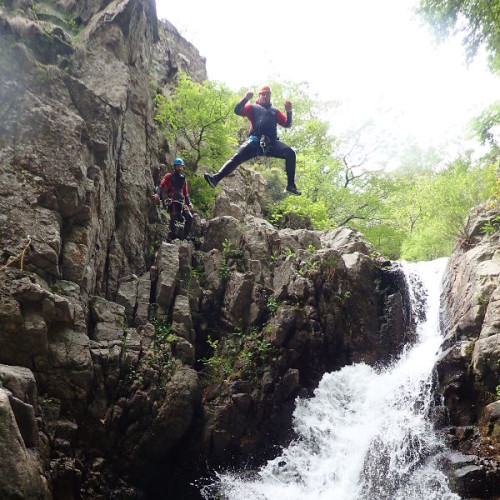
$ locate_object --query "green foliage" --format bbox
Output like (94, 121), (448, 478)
(417, 0), (500, 73)
(222, 238), (243, 259)
(335, 290), (352, 305)
(307, 244), (317, 254)
(127, 367), (144, 385)
(187, 172), (217, 218)
(220, 261), (230, 282)
(400, 224), (454, 261)
(29, 1), (83, 37)
(190, 266), (207, 288)
(353, 151), (497, 260)
(259, 166), (287, 204)
(151, 316), (173, 342)
(140, 316), (179, 388)
(201, 328), (276, 383)
(154, 72), (236, 172)
(259, 81), (351, 228)
(49, 280), (63, 295)
(490, 176), (500, 204)
(266, 296), (279, 315)
(202, 336), (229, 376)
(481, 215), (500, 235)
(272, 195), (331, 229)
(474, 292), (489, 305)
(360, 224), (406, 261)
(260, 83), (418, 239)
(471, 102), (500, 153)
(220, 239), (245, 279)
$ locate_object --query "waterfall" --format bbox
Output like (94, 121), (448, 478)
(203, 258), (460, 500)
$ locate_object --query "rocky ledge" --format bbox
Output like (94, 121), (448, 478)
(436, 202), (500, 499)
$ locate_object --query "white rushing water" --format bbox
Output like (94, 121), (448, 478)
(204, 258), (460, 500)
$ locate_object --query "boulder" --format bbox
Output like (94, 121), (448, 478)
(0, 389), (50, 499)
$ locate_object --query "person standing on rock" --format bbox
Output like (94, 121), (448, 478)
(204, 85), (301, 195)
(153, 157), (194, 240)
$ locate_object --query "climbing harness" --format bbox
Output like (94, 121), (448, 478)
(259, 135), (271, 155)
(164, 199), (185, 218)
(0, 235), (32, 273)
(248, 134), (272, 155)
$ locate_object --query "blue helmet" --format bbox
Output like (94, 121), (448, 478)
(173, 157), (184, 166)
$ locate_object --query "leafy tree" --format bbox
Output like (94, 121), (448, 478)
(361, 222), (406, 260)
(345, 171), (413, 259)
(398, 141), (444, 173)
(346, 142), (496, 260)
(432, 156), (492, 232)
(417, 1), (500, 207)
(470, 102), (500, 154)
(389, 156), (496, 259)
(400, 224), (452, 261)
(417, 0), (500, 73)
(154, 72), (243, 215)
(469, 103), (499, 203)
(154, 71), (237, 172)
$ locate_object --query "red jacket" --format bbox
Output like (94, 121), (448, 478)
(159, 171), (191, 205)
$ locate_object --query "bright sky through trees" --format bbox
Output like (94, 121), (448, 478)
(155, 0), (499, 164)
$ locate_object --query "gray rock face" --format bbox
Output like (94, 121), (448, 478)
(0, 0), (415, 497)
(437, 202), (500, 498)
(152, 19), (207, 85)
(180, 170), (415, 472)
(0, 0), (207, 495)
(0, 372), (50, 499)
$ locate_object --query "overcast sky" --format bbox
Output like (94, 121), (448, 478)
(155, 0), (499, 163)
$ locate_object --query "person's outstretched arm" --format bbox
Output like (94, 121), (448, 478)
(234, 91), (254, 115)
(277, 100), (293, 128)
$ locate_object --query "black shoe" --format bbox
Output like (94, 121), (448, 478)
(204, 173), (218, 189)
(286, 185), (301, 195)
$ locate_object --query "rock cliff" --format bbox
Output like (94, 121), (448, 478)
(0, 1), (426, 498)
(436, 201), (500, 499)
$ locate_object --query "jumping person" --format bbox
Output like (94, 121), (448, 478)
(204, 85), (301, 195)
(153, 157), (194, 240)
